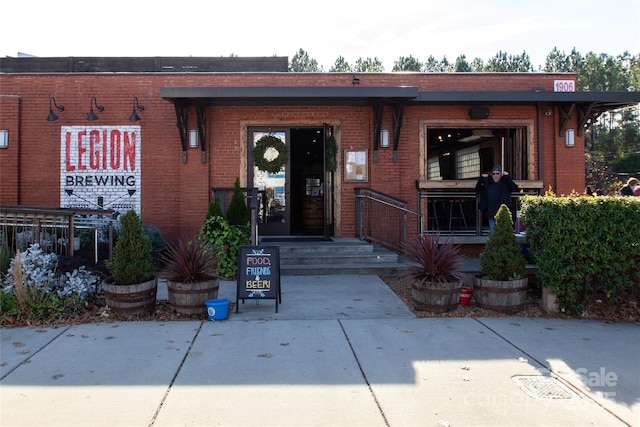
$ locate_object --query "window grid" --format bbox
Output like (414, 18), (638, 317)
(457, 148), (480, 179)
(427, 157), (440, 180)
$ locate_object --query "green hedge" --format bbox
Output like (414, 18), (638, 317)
(521, 194), (640, 314)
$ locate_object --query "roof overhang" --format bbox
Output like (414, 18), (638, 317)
(415, 90), (640, 138)
(414, 90), (640, 106)
(161, 86), (420, 106)
(162, 86), (639, 164)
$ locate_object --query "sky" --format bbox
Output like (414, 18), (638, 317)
(1, 0), (638, 71)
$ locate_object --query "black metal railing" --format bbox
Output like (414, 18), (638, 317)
(418, 187), (543, 236)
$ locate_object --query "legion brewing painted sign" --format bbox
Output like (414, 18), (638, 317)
(60, 125), (141, 215)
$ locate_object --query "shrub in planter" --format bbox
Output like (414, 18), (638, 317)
(104, 210), (157, 316)
(200, 215), (248, 279)
(159, 235), (219, 315)
(402, 233), (464, 313)
(227, 177), (250, 227)
(476, 204), (528, 313)
(207, 196), (224, 220)
(200, 179), (250, 279)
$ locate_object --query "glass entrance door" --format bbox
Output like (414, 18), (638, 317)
(250, 129), (289, 235)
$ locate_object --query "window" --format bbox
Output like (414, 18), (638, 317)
(427, 156), (441, 180)
(425, 126), (530, 180)
(456, 146), (480, 179)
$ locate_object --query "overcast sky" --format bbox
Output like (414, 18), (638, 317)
(2, 0), (638, 70)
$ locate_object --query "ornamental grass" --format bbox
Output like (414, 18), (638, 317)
(159, 235), (218, 283)
(402, 233), (463, 283)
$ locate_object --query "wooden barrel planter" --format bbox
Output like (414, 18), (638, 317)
(167, 279), (220, 315)
(474, 276), (528, 314)
(411, 278), (462, 313)
(103, 277), (158, 317)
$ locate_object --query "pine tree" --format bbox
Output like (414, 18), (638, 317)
(207, 196), (224, 219)
(479, 204), (526, 280)
(226, 178), (250, 226)
(107, 210), (155, 285)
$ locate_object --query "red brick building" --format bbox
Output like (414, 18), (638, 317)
(1, 57), (638, 244)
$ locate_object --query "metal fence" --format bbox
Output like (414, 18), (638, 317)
(0, 205), (114, 262)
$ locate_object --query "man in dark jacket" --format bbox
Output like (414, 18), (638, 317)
(475, 165), (520, 231)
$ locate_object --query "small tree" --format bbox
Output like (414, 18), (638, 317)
(106, 210), (154, 285)
(207, 196), (224, 219)
(480, 204), (526, 280)
(226, 178), (250, 227)
(199, 179), (250, 279)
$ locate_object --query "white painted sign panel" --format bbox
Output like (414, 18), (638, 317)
(60, 125), (141, 216)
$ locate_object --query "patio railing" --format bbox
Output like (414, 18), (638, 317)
(0, 205), (114, 262)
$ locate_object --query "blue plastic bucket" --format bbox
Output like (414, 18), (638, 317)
(205, 298), (230, 320)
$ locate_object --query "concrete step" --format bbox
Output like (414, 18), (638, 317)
(260, 237), (413, 276)
(257, 237), (532, 277)
(281, 248), (398, 265)
(280, 262), (414, 276)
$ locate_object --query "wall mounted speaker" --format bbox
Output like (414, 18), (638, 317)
(469, 107), (489, 119)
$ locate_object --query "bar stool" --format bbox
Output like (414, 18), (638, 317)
(428, 199), (443, 230)
(448, 199), (468, 230)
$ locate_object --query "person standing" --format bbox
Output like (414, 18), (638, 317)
(475, 165), (520, 232)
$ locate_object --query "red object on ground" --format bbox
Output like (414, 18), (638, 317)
(460, 287), (473, 306)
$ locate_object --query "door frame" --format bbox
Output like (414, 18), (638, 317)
(248, 127), (290, 235)
(248, 125), (335, 238)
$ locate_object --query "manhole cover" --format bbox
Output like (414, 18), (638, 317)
(513, 376), (579, 400)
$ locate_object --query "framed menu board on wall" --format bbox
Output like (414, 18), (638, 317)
(344, 149), (368, 182)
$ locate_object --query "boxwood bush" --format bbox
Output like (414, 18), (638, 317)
(521, 192), (640, 314)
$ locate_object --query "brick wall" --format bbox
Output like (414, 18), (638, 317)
(0, 96), (20, 203)
(0, 72), (582, 242)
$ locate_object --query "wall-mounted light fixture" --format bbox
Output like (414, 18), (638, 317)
(189, 129), (199, 148)
(47, 96), (64, 122)
(565, 129), (575, 147)
(0, 130), (8, 148)
(545, 108), (553, 116)
(352, 75), (360, 86)
(128, 96), (145, 121)
(380, 129), (390, 148)
(87, 96), (104, 121)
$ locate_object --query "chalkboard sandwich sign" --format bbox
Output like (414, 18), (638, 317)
(237, 246), (281, 313)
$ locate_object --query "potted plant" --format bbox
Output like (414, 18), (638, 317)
(200, 178), (251, 279)
(475, 204), (528, 313)
(158, 235), (219, 315)
(103, 210), (157, 316)
(402, 233), (464, 313)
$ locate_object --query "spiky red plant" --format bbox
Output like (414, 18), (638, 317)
(402, 233), (463, 283)
(159, 235), (218, 283)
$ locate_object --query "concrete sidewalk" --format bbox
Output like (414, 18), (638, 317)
(1, 276), (639, 426)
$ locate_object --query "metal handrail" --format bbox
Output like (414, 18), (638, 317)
(355, 188), (422, 252)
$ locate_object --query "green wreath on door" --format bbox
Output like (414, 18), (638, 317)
(253, 135), (289, 174)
